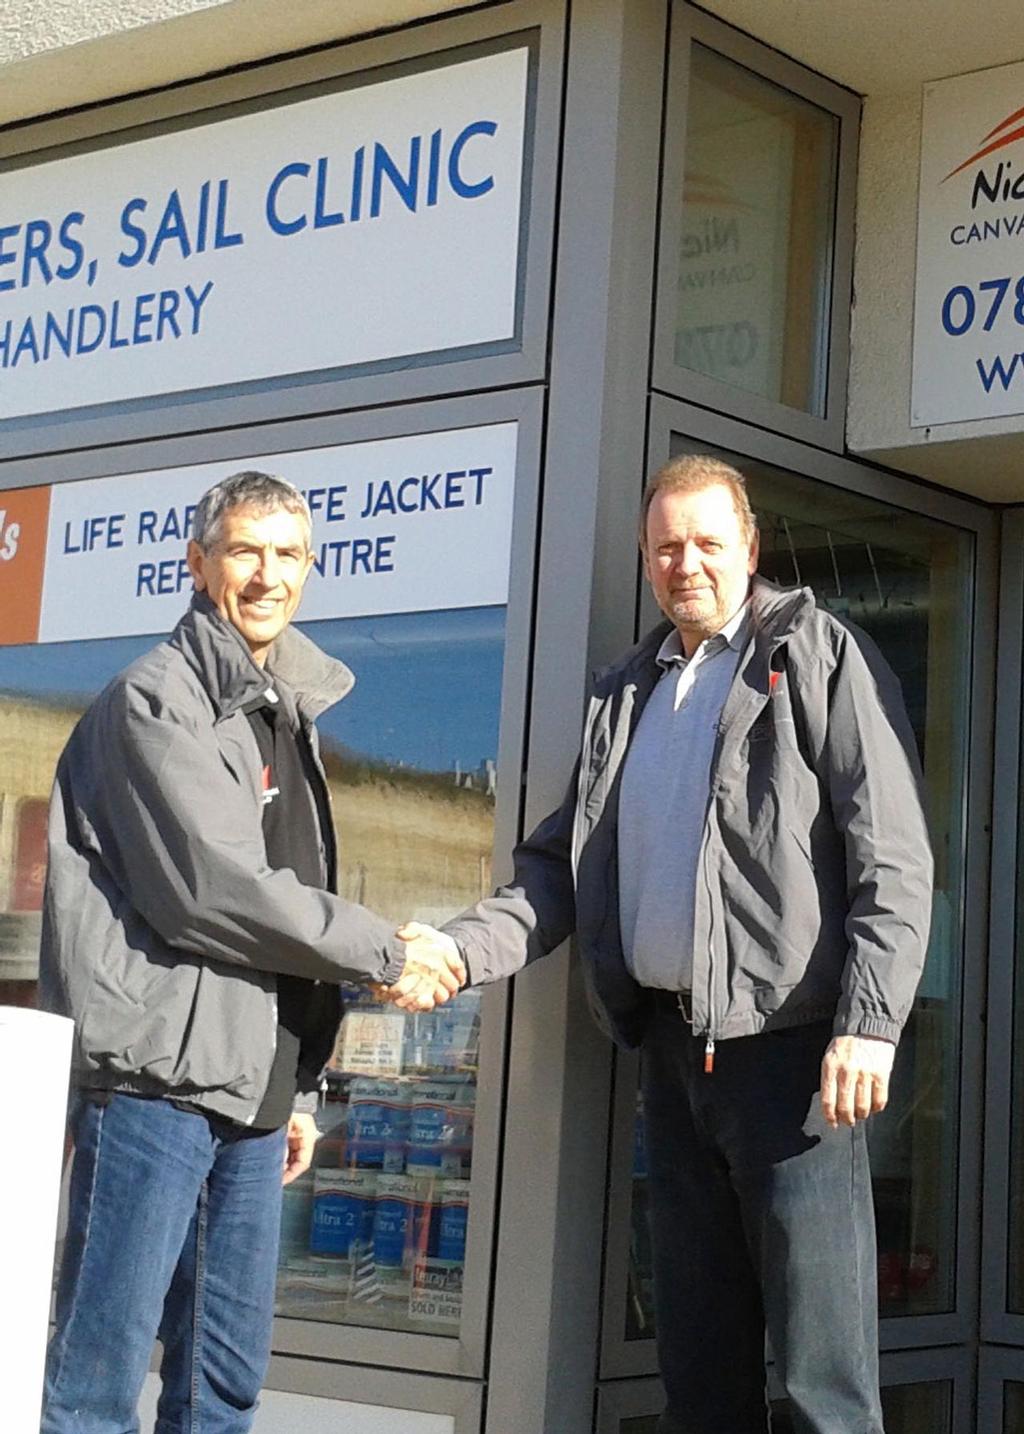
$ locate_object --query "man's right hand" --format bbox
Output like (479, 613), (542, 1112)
(382, 923), (467, 1012)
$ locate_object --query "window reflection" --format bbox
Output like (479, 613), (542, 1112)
(273, 609), (504, 1337)
(276, 988), (483, 1334)
(0, 604), (505, 1342)
(672, 44), (838, 414)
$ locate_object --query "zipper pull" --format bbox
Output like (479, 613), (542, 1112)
(704, 1037), (716, 1075)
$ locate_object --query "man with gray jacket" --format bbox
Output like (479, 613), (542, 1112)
(39, 471), (464, 1434)
(393, 455), (933, 1433)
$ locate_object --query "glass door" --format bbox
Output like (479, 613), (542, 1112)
(750, 461), (973, 1323)
(603, 432), (978, 1369)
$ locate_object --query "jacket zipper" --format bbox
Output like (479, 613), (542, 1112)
(228, 700), (281, 1127)
(677, 994), (715, 1072)
(701, 763), (720, 1075)
(697, 641), (779, 1075)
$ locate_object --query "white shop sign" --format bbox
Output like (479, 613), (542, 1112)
(913, 59), (1024, 425)
(35, 422), (518, 643)
(0, 47), (529, 420)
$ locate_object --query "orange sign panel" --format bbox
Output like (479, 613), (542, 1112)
(11, 798), (49, 912)
(0, 484), (50, 645)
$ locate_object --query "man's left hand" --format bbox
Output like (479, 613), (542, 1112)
(283, 1111), (318, 1185)
(820, 1035), (895, 1129)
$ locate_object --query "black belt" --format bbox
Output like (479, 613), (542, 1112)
(650, 988), (694, 1023)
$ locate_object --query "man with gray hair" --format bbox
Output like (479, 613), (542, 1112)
(39, 471), (465, 1433)
(394, 455), (933, 1432)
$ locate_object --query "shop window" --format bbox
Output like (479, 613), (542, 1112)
(667, 44), (838, 416)
(622, 455), (973, 1337)
(1, 604), (504, 1343)
(272, 610), (504, 1338)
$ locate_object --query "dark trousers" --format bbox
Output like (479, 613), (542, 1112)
(641, 1004), (884, 1434)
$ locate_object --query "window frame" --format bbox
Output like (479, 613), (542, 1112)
(6, 385), (545, 1381)
(651, 4), (860, 452)
(0, 0), (564, 462)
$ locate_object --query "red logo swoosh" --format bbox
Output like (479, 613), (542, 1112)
(981, 103), (1024, 143)
(943, 106), (1024, 182)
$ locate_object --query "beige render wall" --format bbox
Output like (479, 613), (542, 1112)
(846, 92), (922, 465)
(0, 0), (477, 127)
(0, 0), (226, 64)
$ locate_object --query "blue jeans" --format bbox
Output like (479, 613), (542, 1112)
(641, 1005), (883, 1434)
(42, 1093), (287, 1434)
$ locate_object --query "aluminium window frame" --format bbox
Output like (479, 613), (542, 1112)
(651, 3), (860, 452)
(4, 384), (545, 1385)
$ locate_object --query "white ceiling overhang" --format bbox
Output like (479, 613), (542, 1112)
(698, 0), (1024, 97)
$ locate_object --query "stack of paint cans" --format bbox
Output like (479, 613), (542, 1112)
(372, 1173), (434, 1292)
(309, 1168), (377, 1260)
(405, 1081), (475, 1179)
(436, 1179), (470, 1264)
(283, 1067), (477, 1327)
(346, 1076), (412, 1173)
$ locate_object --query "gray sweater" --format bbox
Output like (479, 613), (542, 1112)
(617, 611), (747, 992)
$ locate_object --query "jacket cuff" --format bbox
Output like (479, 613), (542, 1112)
(832, 1013), (902, 1045)
(442, 925), (483, 988)
(462, 942), (485, 989)
(291, 1088), (319, 1116)
(379, 936), (408, 987)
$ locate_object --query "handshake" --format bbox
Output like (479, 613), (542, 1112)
(374, 922), (468, 1013)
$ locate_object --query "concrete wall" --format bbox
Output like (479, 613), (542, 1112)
(846, 92), (921, 467)
(0, 0), (225, 65)
(0, 0), (476, 127)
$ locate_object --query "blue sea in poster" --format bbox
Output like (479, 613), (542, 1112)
(0, 606), (506, 775)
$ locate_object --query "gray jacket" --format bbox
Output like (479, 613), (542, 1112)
(39, 596), (406, 1124)
(446, 576), (934, 1049)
